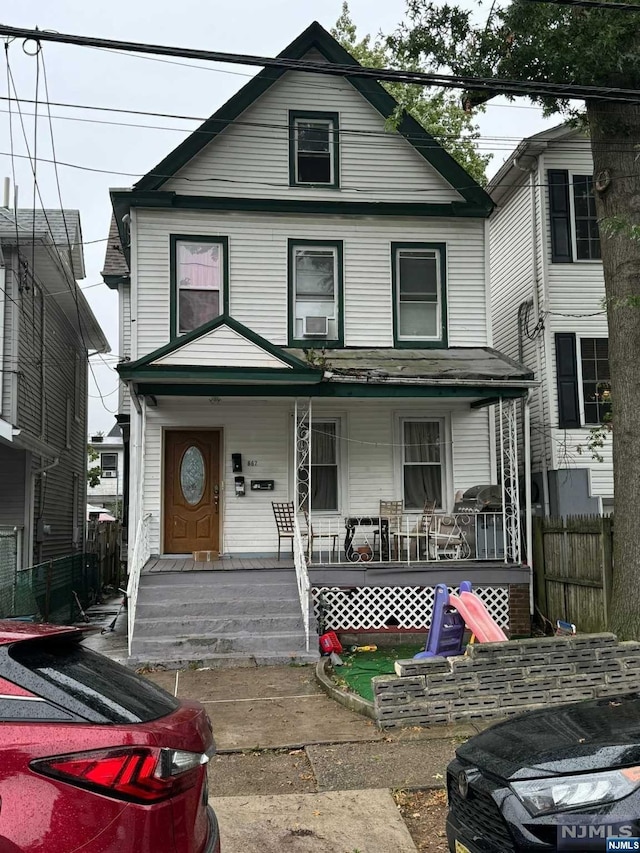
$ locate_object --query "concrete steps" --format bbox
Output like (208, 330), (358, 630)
(130, 569), (318, 667)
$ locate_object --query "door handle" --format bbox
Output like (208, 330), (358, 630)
(213, 484), (219, 512)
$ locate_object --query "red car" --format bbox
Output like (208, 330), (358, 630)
(0, 621), (220, 853)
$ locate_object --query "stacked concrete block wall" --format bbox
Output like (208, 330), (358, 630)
(373, 633), (640, 729)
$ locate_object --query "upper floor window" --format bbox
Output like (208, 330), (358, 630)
(289, 111), (339, 188)
(392, 243), (447, 347)
(573, 176), (601, 260)
(170, 236), (228, 337)
(288, 240), (343, 346)
(101, 453), (118, 478)
(580, 337), (610, 424)
(548, 171), (601, 263)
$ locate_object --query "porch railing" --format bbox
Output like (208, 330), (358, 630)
(127, 512), (152, 655)
(293, 514), (311, 652)
(306, 512), (509, 565)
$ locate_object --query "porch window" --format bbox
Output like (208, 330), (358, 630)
(392, 243), (447, 346)
(170, 236), (227, 337)
(298, 421), (339, 512)
(289, 240), (343, 345)
(289, 111), (339, 187)
(402, 420), (443, 509)
(580, 337), (611, 424)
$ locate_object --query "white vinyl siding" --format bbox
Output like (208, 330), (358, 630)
(119, 282), (131, 415)
(152, 324), (291, 368)
(134, 209), (487, 356)
(163, 68), (463, 204)
(140, 398), (492, 555)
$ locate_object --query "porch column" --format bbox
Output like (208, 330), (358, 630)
(293, 398), (312, 556)
(499, 397), (522, 564)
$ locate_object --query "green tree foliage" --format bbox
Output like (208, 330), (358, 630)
(331, 3), (491, 185)
(87, 444), (101, 488)
(391, 0), (640, 640)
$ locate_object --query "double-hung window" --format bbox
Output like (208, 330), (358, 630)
(289, 111), (339, 187)
(171, 236), (227, 336)
(298, 420), (339, 512)
(548, 171), (601, 262)
(402, 420), (443, 509)
(580, 337), (610, 424)
(101, 453), (118, 478)
(289, 240), (343, 345)
(392, 243), (446, 346)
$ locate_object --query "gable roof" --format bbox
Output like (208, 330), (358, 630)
(118, 314), (321, 381)
(488, 122), (583, 207)
(133, 21), (491, 211)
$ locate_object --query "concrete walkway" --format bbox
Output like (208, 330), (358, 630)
(144, 664), (476, 852)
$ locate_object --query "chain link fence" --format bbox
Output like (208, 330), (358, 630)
(0, 546), (100, 624)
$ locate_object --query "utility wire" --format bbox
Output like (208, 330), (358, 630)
(524, 0), (640, 10)
(2, 147), (639, 194)
(1, 24), (640, 103)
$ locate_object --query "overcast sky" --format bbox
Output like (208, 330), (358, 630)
(1, 0), (558, 433)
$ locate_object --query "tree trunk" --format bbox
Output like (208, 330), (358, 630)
(587, 100), (640, 640)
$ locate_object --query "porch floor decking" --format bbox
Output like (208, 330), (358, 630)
(143, 556), (292, 573)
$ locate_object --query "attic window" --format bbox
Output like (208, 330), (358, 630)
(289, 111), (339, 188)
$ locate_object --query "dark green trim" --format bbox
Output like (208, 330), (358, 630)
(169, 234), (229, 340)
(121, 313), (317, 372)
(112, 189), (490, 220)
(134, 382), (529, 399)
(102, 273), (129, 290)
(288, 110), (340, 189)
(287, 238), (344, 348)
(120, 366), (321, 383)
(391, 242), (448, 348)
(131, 21), (492, 213)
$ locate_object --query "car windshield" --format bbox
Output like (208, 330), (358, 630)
(10, 639), (179, 724)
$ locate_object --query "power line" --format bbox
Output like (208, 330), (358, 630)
(2, 146), (639, 194)
(1, 24), (640, 104)
(524, 0), (640, 10)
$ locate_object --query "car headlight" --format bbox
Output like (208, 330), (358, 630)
(512, 766), (640, 816)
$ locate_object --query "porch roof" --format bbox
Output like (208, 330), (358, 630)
(119, 316), (534, 398)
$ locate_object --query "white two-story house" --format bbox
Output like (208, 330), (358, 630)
(489, 124), (610, 517)
(106, 22), (535, 664)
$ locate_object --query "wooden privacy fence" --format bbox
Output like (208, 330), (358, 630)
(85, 520), (123, 590)
(533, 516), (613, 633)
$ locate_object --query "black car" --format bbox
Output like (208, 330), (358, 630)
(447, 694), (640, 852)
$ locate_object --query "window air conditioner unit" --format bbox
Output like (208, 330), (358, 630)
(303, 316), (329, 337)
(102, 470), (117, 478)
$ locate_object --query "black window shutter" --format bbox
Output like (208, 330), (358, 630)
(548, 170), (573, 263)
(555, 333), (580, 428)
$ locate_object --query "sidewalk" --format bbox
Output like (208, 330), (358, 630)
(145, 664), (477, 853)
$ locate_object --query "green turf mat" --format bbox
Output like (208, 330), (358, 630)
(336, 644), (423, 702)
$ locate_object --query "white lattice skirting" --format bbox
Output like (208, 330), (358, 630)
(312, 585), (510, 631)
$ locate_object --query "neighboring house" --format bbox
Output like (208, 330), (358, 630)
(489, 124), (610, 516)
(104, 22), (534, 663)
(0, 205), (109, 584)
(87, 422), (125, 517)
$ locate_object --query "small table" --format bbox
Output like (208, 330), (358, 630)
(344, 516), (390, 562)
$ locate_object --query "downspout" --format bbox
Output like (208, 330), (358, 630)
(530, 167), (551, 515)
(524, 390), (534, 618)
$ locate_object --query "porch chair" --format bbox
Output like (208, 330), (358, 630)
(272, 501), (296, 560)
(427, 507), (470, 560)
(374, 500), (404, 560)
(303, 511), (339, 562)
(393, 501), (436, 561)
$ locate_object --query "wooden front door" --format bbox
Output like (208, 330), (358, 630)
(164, 430), (220, 555)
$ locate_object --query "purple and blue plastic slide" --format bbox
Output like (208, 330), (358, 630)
(413, 581), (472, 659)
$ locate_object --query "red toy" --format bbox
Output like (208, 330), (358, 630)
(319, 631), (342, 655)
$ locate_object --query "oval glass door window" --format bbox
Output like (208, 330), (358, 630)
(180, 446), (206, 505)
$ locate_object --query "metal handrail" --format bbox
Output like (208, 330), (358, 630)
(127, 512), (152, 655)
(292, 514), (311, 652)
